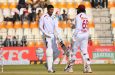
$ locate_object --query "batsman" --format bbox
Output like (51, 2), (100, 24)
(39, 4), (73, 73)
(64, 4), (92, 73)
(39, 5), (61, 73)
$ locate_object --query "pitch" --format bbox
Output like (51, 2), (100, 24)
(0, 64), (115, 75)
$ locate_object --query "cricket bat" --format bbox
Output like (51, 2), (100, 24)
(55, 34), (70, 57)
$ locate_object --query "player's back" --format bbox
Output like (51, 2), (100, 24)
(75, 13), (89, 34)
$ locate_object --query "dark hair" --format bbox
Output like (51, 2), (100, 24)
(47, 5), (54, 10)
(77, 9), (86, 14)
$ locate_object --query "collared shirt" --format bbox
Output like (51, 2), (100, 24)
(39, 13), (58, 36)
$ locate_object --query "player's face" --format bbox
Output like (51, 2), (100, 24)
(48, 8), (54, 16)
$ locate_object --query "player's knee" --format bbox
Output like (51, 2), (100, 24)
(81, 52), (91, 64)
(46, 48), (53, 57)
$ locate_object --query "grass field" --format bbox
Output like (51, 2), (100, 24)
(0, 64), (115, 75)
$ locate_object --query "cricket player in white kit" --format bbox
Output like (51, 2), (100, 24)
(39, 5), (60, 73)
(64, 4), (92, 73)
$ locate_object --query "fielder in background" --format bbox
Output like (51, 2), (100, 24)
(64, 4), (92, 73)
(39, 5), (60, 73)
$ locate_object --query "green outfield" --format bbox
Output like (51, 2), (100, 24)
(0, 64), (115, 75)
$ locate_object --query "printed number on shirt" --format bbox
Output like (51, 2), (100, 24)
(82, 19), (88, 29)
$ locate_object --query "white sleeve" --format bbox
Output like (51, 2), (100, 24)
(54, 18), (59, 34)
(75, 16), (80, 33)
(54, 18), (62, 38)
(39, 16), (50, 37)
(72, 16), (80, 38)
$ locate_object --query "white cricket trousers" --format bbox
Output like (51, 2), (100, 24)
(72, 31), (91, 64)
(45, 36), (60, 70)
